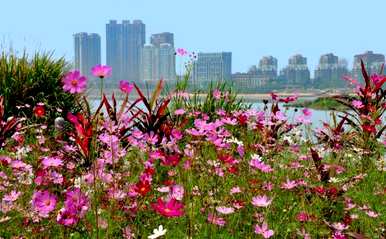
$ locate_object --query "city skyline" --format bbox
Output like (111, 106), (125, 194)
(1, 0), (386, 74)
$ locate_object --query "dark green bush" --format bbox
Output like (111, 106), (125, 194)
(0, 51), (78, 123)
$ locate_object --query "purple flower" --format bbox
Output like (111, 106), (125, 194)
(119, 80), (134, 94)
(62, 71), (87, 94)
(32, 190), (57, 218)
(91, 64), (112, 78)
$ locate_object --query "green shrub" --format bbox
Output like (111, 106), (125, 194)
(0, 51), (78, 123)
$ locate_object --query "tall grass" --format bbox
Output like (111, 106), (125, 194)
(0, 51), (78, 122)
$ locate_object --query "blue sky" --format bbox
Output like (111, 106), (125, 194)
(1, 0), (385, 74)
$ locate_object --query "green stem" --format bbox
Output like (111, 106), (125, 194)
(100, 77), (104, 99)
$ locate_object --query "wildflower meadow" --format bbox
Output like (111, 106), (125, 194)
(0, 51), (385, 238)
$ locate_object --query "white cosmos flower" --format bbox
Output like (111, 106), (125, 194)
(148, 225), (167, 239)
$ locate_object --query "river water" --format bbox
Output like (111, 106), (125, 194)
(92, 99), (335, 129)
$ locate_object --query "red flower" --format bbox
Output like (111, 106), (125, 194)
(161, 154), (180, 167)
(135, 180), (151, 196)
(151, 198), (184, 218)
(362, 124), (376, 134)
(33, 104), (45, 118)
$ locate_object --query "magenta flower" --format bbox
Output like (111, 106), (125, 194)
(57, 188), (90, 226)
(251, 195), (272, 207)
(302, 108), (312, 117)
(64, 188), (90, 218)
(31, 190), (57, 218)
(119, 80), (134, 94)
(254, 222), (274, 238)
(151, 198), (184, 218)
(91, 64), (112, 78)
(62, 71), (87, 94)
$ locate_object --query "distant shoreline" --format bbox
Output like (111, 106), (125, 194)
(87, 90), (344, 102)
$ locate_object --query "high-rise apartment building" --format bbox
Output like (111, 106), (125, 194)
(141, 32), (176, 84)
(352, 51), (385, 82)
(258, 56), (278, 80)
(106, 20), (145, 86)
(150, 32), (174, 47)
(141, 45), (158, 82)
(314, 53), (349, 88)
(280, 54), (310, 85)
(158, 43), (176, 81)
(192, 52), (232, 87)
(73, 32), (101, 81)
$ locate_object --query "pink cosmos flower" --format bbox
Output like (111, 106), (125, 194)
(41, 156), (63, 169)
(119, 80), (134, 94)
(365, 210), (379, 218)
(170, 184), (184, 201)
(281, 179), (298, 190)
(91, 64), (112, 78)
(333, 231), (347, 239)
(216, 206), (235, 215)
(174, 108), (185, 115)
(176, 48), (188, 56)
(31, 190), (57, 218)
(57, 188), (90, 226)
(64, 188), (90, 218)
(2, 190), (21, 203)
(62, 71), (87, 94)
(230, 186), (242, 194)
(331, 222), (348, 231)
(302, 108), (312, 117)
(252, 195), (272, 207)
(212, 89), (221, 100)
(254, 222), (274, 238)
(352, 100), (364, 109)
(207, 213), (226, 227)
(249, 158), (273, 173)
(151, 198), (184, 218)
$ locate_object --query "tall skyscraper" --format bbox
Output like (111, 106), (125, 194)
(141, 33), (176, 84)
(352, 51), (385, 82)
(193, 52), (232, 87)
(158, 43), (176, 81)
(73, 32), (101, 81)
(280, 54), (310, 85)
(314, 53), (349, 88)
(106, 20), (145, 86)
(150, 32), (174, 47)
(141, 44), (158, 82)
(257, 56), (278, 84)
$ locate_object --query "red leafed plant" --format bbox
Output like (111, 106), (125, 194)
(334, 60), (386, 140)
(334, 60), (386, 167)
(132, 80), (174, 140)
